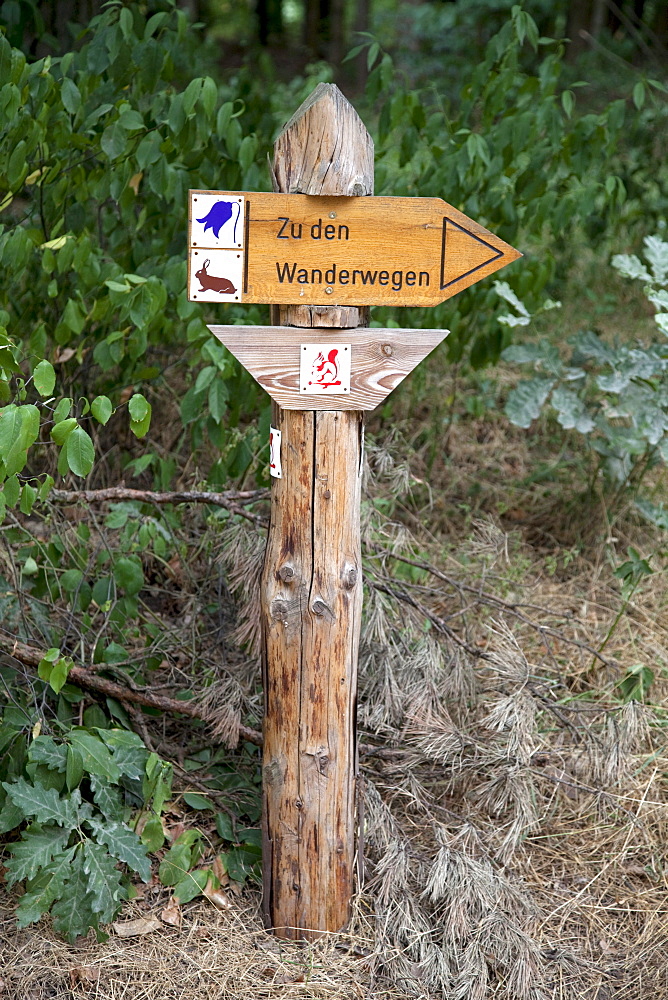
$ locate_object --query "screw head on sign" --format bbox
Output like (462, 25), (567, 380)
(325, 287), (333, 294)
(329, 212), (336, 219)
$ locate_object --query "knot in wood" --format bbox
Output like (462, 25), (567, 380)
(271, 598), (290, 621)
(311, 599), (335, 622)
(381, 343), (393, 356)
(278, 564), (295, 583)
(342, 565), (358, 590)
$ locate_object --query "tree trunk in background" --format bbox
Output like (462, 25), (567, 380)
(16, 0), (102, 55)
(591, 0), (608, 38)
(565, 0), (596, 59)
(257, 0), (284, 45)
(185, 0), (210, 28)
(329, 0), (346, 66)
(653, 1), (668, 47)
(304, 0), (338, 59)
(353, 0), (371, 91)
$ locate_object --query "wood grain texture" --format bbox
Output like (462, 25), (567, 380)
(208, 324), (449, 411)
(279, 304), (366, 328)
(261, 83), (370, 940)
(273, 83), (374, 196)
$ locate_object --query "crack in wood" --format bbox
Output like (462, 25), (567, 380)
(262, 83), (367, 941)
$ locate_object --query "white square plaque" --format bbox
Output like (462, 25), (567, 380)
(189, 249), (243, 302)
(299, 344), (351, 395)
(190, 192), (244, 249)
(269, 426), (282, 479)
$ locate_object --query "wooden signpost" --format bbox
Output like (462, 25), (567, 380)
(188, 83), (520, 940)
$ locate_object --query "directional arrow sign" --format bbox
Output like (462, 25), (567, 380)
(188, 191), (520, 308)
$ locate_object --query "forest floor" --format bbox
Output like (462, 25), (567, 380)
(3, 367), (668, 999)
(2, 251), (668, 999)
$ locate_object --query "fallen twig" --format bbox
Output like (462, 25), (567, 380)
(48, 486), (270, 526)
(1, 635), (403, 759)
(0, 635), (264, 747)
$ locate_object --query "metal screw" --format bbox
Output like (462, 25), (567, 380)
(325, 286), (333, 294)
(329, 212), (336, 219)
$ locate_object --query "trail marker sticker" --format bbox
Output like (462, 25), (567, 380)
(190, 193), (244, 248)
(299, 344), (351, 395)
(189, 249), (243, 301)
(269, 427), (282, 478)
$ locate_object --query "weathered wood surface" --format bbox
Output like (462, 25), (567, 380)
(209, 324), (449, 410)
(279, 304), (364, 328)
(188, 188), (521, 307)
(261, 82), (369, 940)
(262, 406), (362, 937)
(273, 82), (373, 197)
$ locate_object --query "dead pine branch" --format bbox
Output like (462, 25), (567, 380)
(366, 551), (618, 669)
(0, 634), (263, 747)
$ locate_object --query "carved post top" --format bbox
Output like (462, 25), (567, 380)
(273, 83), (374, 198)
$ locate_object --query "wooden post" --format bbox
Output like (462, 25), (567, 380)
(261, 83), (373, 939)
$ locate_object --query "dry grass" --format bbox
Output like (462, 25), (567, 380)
(0, 892), (384, 999)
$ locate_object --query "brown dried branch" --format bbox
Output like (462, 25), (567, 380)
(48, 486), (270, 526)
(0, 635), (263, 747)
(2, 635), (403, 760)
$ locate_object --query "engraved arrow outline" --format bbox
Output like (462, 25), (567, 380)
(440, 216), (504, 291)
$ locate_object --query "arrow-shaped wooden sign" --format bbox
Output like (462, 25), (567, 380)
(188, 191), (520, 308)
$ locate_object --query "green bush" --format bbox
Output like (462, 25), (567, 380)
(363, 7), (634, 365)
(0, 718), (172, 941)
(0, 0), (273, 514)
(501, 233), (668, 503)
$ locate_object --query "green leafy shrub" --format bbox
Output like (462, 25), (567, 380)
(0, 718), (172, 940)
(363, 7), (631, 366)
(155, 807), (261, 903)
(500, 233), (668, 496)
(0, 0), (271, 516)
